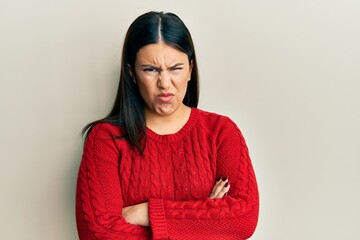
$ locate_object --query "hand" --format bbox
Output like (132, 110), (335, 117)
(209, 177), (230, 199)
(122, 202), (149, 227)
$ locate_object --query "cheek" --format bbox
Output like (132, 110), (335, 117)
(137, 81), (156, 101)
(173, 76), (190, 92)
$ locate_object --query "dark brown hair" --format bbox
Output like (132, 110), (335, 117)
(83, 11), (199, 153)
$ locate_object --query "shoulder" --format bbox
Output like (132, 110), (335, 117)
(194, 108), (240, 133)
(84, 122), (126, 148)
(88, 122), (123, 137)
(81, 122), (127, 164)
(194, 109), (248, 150)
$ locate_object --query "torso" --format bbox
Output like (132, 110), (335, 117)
(109, 108), (230, 206)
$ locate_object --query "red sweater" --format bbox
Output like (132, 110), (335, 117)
(76, 108), (259, 239)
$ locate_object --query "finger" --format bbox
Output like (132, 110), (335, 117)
(210, 177), (223, 196)
(212, 179), (229, 198)
(213, 178), (222, 189)
(216, 182), (230, 198)
(212, 178), (228, 197)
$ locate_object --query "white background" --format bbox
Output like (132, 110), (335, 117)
(1, 0), (359, 239)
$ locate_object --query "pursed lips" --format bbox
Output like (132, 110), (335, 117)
(157, 93), (174, 102)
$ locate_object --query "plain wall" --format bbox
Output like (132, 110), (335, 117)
(1, 0), (359, 239)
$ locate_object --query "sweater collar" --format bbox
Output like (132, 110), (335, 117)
(145, 108), (199, 143)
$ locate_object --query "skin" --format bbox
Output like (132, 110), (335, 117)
(132, 42), (193, 134)
(209, 177), (231, 199)
(122, 43), (230, 227)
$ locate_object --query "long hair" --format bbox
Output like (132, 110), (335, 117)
(83, 11), (199, 153)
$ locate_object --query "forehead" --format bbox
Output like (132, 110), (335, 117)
(135, 43), (188, 65)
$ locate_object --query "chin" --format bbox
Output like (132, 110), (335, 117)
(156, 105), (177, 116)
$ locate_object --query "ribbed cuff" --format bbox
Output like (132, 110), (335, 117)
(148, 198), (168, 239)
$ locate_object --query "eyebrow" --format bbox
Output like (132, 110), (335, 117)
(140, 63), (185, 69)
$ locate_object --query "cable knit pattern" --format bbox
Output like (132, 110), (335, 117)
(76, 108), (259, 239)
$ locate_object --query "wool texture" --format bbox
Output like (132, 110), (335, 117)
(76, 108), (259, 239)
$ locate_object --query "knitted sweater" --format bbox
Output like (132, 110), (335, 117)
(76, 108), (259, 240)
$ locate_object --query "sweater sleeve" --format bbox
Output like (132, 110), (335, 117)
(76, 124), (151, 240)
(148, 118), (259, 240)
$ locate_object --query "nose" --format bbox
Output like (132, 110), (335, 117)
(157, 70), (171, 90)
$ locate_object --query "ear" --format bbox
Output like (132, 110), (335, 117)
(188, 60), (193, 81)
(128, 64), (136, 83)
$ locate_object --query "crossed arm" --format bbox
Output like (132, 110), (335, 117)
(77, 122), (259, 239)
(122, 178), (231, 227)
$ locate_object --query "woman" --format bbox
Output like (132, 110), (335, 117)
(76, 11), (259, 240)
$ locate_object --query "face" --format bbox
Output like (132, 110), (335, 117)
(133, 43), (192, 118)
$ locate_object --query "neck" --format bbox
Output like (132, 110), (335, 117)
(145, 105), (191, 135)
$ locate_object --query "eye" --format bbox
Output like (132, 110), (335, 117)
(143, 67), (159, 73)
(170, 67), (183, 71)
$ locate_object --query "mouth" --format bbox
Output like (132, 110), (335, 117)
(157, 93), (174, 103)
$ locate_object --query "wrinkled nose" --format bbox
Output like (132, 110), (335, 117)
(157, 71), (171, 90)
